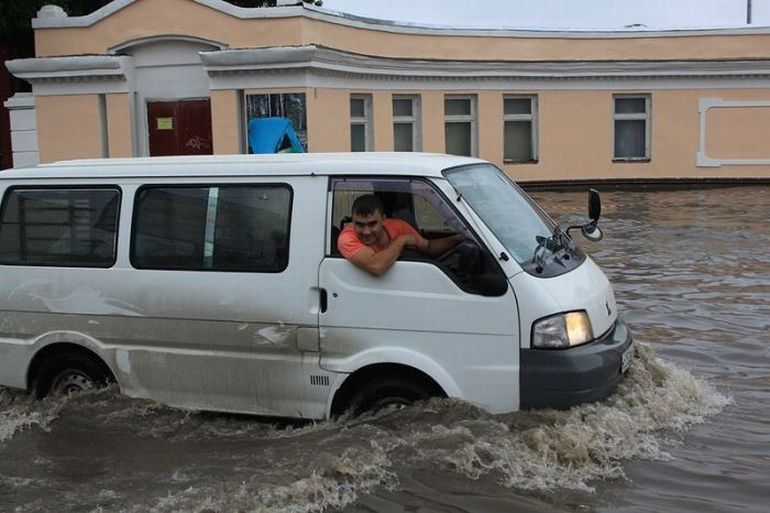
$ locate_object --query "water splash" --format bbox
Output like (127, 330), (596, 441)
(4, 344), (730, 513)
(99, 437), (399, 513)
(0, 387), (62, 442)
(402, 343), (731, 492)
(141, 344), (727, 511)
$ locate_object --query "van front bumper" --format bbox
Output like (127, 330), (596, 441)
(520, 318), (633, 410)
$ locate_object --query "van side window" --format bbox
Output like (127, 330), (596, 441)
(330, 178), (465, 248)
(0, 187), (120, 267)
(131, 185), (291, 272)
(329, 177), (507, 296)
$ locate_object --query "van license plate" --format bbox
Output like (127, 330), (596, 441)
(620, 343), (635, 374)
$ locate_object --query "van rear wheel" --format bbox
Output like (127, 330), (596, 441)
(35, 353), (113, 399)
(350, 376), (433, 416)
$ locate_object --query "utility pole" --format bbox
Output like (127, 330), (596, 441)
(747, 0), (752, 24)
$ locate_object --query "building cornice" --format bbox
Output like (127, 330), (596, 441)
(5, 55), (132, 85)
(10, 46), (770, 88)
(30, 0), (770, 40)
(3, 92), (35, 110)
(200, 45), (770, 81)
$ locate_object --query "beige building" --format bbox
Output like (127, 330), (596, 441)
(5, 0), (770, 183)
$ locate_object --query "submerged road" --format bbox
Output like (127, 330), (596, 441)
(1, 186), (768, 513)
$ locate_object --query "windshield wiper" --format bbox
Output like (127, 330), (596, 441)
(531, 226), (572, 273)
(551, 225), (573, 251)
(531, 239), (548, 273)
(535, 226), (571, 252)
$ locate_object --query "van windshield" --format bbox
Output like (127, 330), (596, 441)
(443, 164), (556, 265)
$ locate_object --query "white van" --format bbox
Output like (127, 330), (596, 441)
(0, 153), (633, 418)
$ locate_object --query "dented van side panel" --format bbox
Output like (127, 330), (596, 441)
(0, 175), (330, 418)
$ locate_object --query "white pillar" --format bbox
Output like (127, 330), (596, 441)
(3, 93), (39, 168)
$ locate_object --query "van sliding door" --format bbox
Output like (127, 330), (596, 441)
(116, 178), (326, 417)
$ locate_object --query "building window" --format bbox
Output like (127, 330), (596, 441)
(350, 94), (373, 152)
(131, 185), (292, 272)
(393, 95), (421, 151)
(613, 94), (651, 161)
(444, 95), (477, 157)
(245, 93), (307, 153)
(503, 95), (538, 163)
(0, 188), (120, 267)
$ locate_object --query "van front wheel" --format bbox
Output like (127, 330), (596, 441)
(350, 376), (432, 416)
(35, 353), (113, 399)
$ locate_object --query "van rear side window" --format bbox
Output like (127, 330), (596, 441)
(0, 187), (120, 267)
(131, 184), (292, 272)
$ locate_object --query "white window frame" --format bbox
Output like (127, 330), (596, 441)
(392, 95), (421, 152)
(613, 94), (651, 161)
(444, 95), (478, 157)
(503, 95), (538, 163)
(350, 94), (373, 152)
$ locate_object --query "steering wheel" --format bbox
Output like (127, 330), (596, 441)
(437, 239), (482, 272)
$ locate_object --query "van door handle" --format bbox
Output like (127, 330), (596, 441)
(319, 288), (328, 313)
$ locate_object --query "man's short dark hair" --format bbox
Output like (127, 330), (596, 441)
(351, 194), (384, 217)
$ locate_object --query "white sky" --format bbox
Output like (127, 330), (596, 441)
(321, 0), (770, 29)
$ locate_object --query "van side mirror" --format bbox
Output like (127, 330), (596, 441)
(588, 189), (601, 222)
(581, 223), (603, 242)
(566, 189), (604, 242)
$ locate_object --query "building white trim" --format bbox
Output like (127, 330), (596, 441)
(697, 98), (770, 167)
(32, 1), (304, 28)
(109, 35), (228, 54)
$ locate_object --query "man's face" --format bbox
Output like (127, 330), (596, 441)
(352, 210), (384, 246)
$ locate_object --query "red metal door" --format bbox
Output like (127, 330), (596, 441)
(147, 99), (213, 156)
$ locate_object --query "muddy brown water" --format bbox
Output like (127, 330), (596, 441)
(1, 187), (768, 513)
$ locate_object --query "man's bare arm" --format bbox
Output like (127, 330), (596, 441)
(418, 233), (465, 257)
(349, 234), (416, 276)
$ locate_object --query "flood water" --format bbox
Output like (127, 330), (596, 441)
(1, 186), (768, 513)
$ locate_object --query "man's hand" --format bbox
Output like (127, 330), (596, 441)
(420, 233), (466, 256)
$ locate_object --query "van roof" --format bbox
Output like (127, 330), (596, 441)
(0, 153), (487, 180)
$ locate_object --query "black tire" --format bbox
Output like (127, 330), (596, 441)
(350, 376), (433, 416)
(34, 352), (113, 399)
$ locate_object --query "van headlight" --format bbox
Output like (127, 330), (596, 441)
(531, 311), (594, 349)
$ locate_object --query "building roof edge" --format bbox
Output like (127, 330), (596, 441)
(29, 0), (770, 39)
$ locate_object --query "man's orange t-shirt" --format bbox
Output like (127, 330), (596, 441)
(337, 218), (424, 259)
